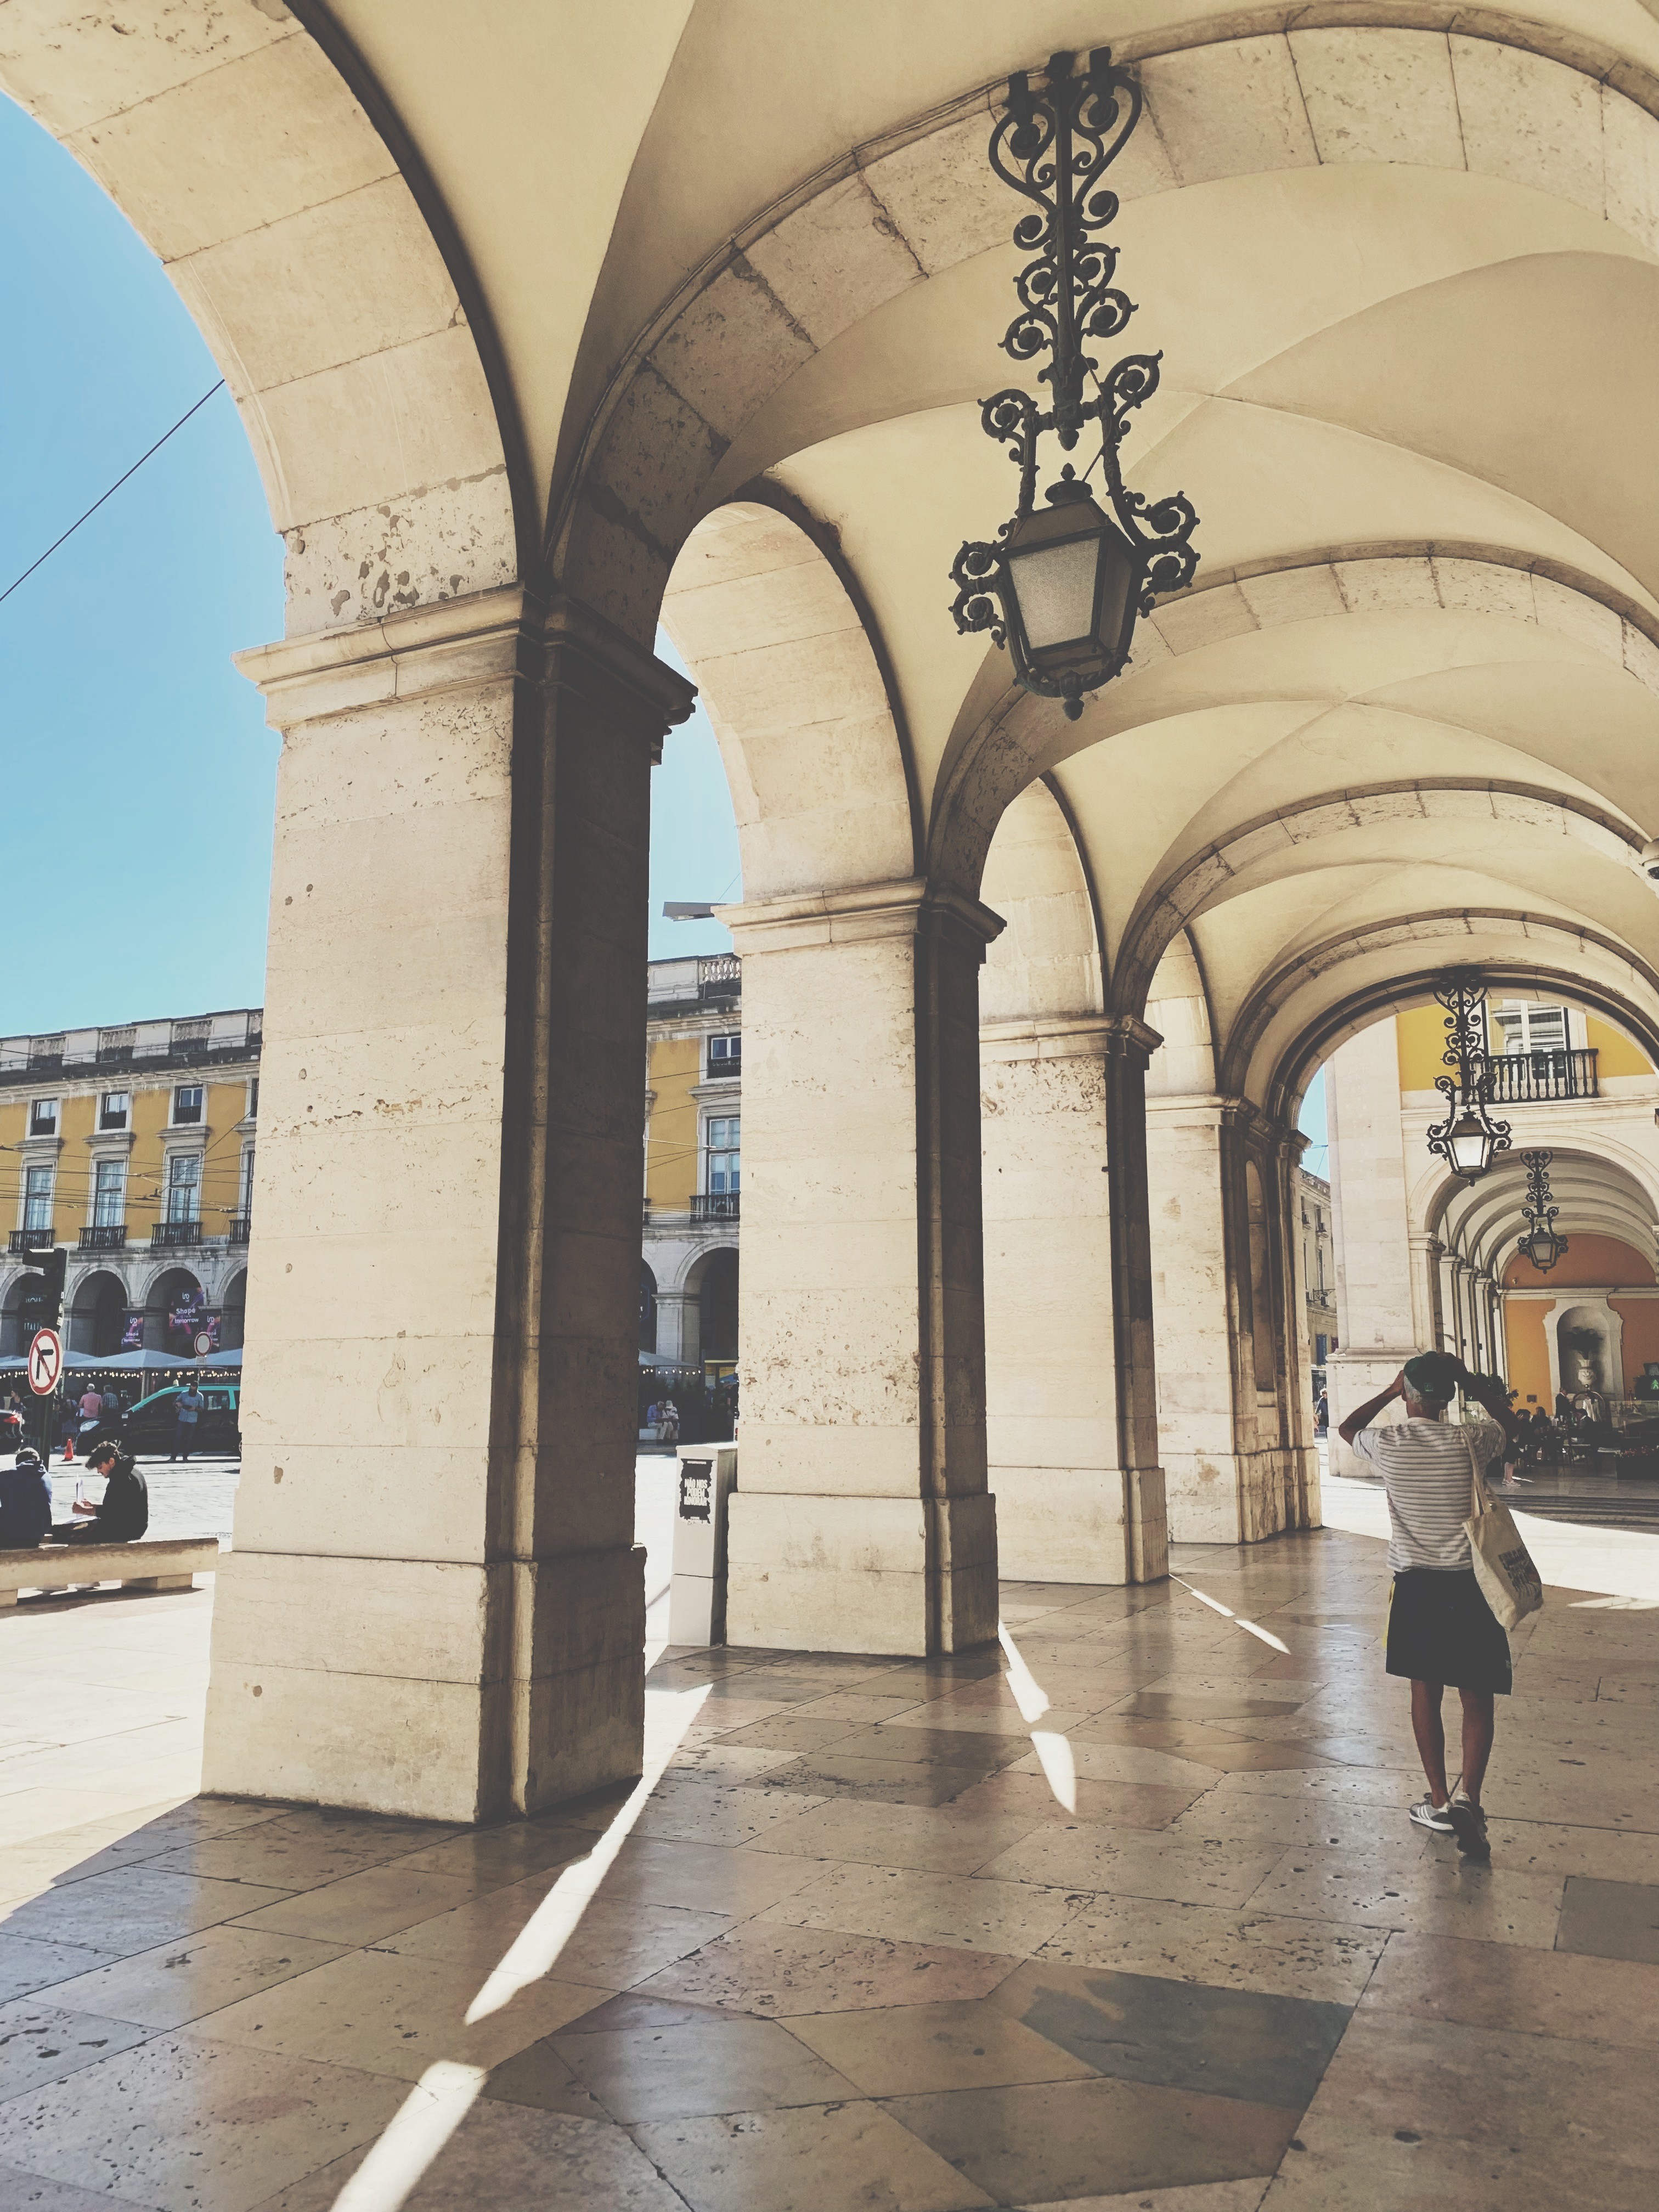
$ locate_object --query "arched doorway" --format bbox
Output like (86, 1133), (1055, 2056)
(69, 1269), (129, 1357)
(221, 1269), (248, 1355)
(697, 1248), (738, 1364)
(1, 1273), (48, 1358)
(146, 1268), (206, 1355)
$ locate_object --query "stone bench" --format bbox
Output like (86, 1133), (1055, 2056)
(0, 1537), (221, 1606)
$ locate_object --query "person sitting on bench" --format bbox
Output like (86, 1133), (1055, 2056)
(52, 1441), (148, 1545)
(0, 1447), (52, 1548)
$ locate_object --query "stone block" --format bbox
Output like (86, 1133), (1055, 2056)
(650, 260), (816, 441)
(228, 1444), (496, 1564)
(1142, 36), (1318, 190)
(1451, 35), (1606, 221)
(748, 172), (921, 349)
(1289, 27), (1465, 171)
(208, 1551), (505, 1681)
(1603, 83), (1659, 257)
(726, 1491), (997, 1655)
(0, 0), (292, 138)
(861, 103), (1006, 275)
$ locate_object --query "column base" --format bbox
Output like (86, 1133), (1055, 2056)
(726, 1492), (998, 1655)
(1164, 1449), (1322, 1545)
(203, 1544), (644, 1824)
(993, 1465), (1169, 1585)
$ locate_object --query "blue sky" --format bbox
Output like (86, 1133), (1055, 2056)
(0, 95), (738, 1041)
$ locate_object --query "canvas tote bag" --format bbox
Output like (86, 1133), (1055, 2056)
(1463, 1438), (1544, 1629)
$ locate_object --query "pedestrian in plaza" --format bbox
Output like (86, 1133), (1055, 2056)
(53, 1439), (148, 1545)
(1338, 1351), (1525, 1861)
(0, 1446), (53, 1548)
(659, 1396), (680, 1446)
(170, 1380), (206, 1462)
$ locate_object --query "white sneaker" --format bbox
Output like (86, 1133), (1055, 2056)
(1448, 1791), (1490, 1860)
(1408, 1794), (1455, 1834)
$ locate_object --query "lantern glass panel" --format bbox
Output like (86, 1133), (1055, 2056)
(1007, 537), (1101, 650)
(1447, 1114), (1493, 1176)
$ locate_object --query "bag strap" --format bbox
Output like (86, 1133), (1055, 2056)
(1466, 1427), (1486, 1520)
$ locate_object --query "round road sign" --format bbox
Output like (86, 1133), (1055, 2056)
(27, 1326), (63, 1396)
(194, 1331), (215, 1357)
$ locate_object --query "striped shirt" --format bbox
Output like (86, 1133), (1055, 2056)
(1351, 1418), (1506, 1572)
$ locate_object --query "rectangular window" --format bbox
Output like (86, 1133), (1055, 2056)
(28, 1098), (58, 1137)
(1495, 1002), (1569, 1056)
(706, 1114), (741, 1194)
(247, 1076), (259, 1119)
(22, 1164), (53, 1233)
(239, 1147), (256, 1214)
(707, 1034), (741, 1077)
(173, 1085), (204, 1126)
(93, 1157), (126, 1228)
(166, 1152), (202, 1223)
(99, 1091), (129, 1131)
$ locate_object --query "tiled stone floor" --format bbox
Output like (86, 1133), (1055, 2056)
(2, 1492), (1659, 2208)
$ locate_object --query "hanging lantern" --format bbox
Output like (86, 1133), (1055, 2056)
(1516, 1148), (1567, 1274)
(949, 49), (1199, 719)
(1425, 967), (1511, 1183)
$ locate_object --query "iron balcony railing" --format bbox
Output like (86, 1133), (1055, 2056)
(151, 1218), (202, 1248)
(227, 1214), (252, 1244)
(79, 1223), (128, 1251)
(691, 1193), (740, 1223)
(1485, 1047), (1599, 1104)
(9, 1228), (53, 1255)
(705, 1053), (741, 1081)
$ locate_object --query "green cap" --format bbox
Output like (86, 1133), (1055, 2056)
(1404, 1350), (1461, 1404)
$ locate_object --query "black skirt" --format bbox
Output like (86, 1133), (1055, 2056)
(1386, 1568), (1511, 1694)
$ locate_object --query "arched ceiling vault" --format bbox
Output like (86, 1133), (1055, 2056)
(1426, 1148), (1659, 1273)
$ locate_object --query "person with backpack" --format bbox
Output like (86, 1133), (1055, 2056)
(1338, 1350), (1526, 1861)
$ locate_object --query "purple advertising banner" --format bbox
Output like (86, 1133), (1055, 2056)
(120, 1310), (145, 1351)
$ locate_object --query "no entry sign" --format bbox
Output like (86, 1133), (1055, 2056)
(28, 1326), (63, 1396)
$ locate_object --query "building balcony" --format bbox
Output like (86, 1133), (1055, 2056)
(1486, 1047), (1598, 1104)
(704, 1054), (741, 1082)
(8, 1228), (54, 1255)
(151, 1218), (202, 1248)
(79, 1223), (128, 1252)
(691, 1193), (740, 1223)
(227, 1214), (252, 1245)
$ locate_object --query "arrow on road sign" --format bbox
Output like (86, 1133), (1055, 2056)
(28, 1326), (63, 1396)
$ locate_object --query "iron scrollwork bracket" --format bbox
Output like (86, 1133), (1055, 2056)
(1424, 967), (1512, 1179)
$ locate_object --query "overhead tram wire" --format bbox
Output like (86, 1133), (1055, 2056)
(0, 380), (226, 611)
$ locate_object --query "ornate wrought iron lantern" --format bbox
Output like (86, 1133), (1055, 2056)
(949, 49), (1199, 719)
(1516, 1149), (1567, 1274)
(1426, 967), (1512, 1183)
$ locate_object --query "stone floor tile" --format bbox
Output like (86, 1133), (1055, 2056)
(785, 1691), (928, 1723)
(634, 2098), (995, 2212)
(815, 1725), (1034, 1771)
(759, 1861), (1076, 1956)
(1291, 2006), (1659, 2179)
(252, 2096), (690, 2211)
(0, 2164), (119, 2211)
(746, 1796), (1041, 1875)
(1008, 1741), (1228, 1790)
(1209, 1765), (1436, 1809)
(0, 1999), (149, 2101)
(634, 1921), (1023, 2017)
(1018, 2182), (1269, 2212)
(1360, 1927), (1659, 2042)
(1, 1865), (295, 1957)
(979, 1824), (1283, 1910)
(944, 1771), (1206, 1830)
(223, 1863), (478, 1948)
(667, 1741), (802, 1782)
(386, 1820), (597, 1887)
(1248, 1846), (1563, 1946)
(758, 1753), (994, 1807)
(882, 2075), (1298, 2203)
(38, 1922), (349, 2032)
(1040, 1897), (1386, 2005)
(200, 1944), (611, 2081)
(1596, 1674), (1659, 1703)
(144, 1815), (454, 1893)
(384, 1880), (731, 1987)
(1470, 1816), (1659, 1883)
(592, 1776), (827, 1846)
(784, 1995), (1095, 2097)
(595, 1832), (836, 1914)
(709, 1715), (866, 1755)
(987, 1957), (1350, 2109)
(478, 2037), (614, 2119)
(1258, 2112), (1657, 2211)
(1166, 1790), (1433, 1857)
(1556, 1874), (1659, 1963)
(0, 1934), (120, 2007)
(0, 2030), (411, 2212)
(554, 2010), (859, 2120)
(1113, 1690), (1312, 1725)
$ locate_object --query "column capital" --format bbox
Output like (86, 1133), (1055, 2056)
(1101, 1014), (1165, 1073)
(979, 1014), (1115, 1065)
(721, 878), (1005, 958)
(541, 590), (697, 755)
(1409, 1233), (1445, 1257)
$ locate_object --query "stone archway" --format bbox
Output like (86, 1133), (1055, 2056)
(69, 1269), (129, 1358)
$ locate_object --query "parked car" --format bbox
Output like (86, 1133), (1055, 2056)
(121, 1383), (241, 1458)
(1, 1402), (24, 1453)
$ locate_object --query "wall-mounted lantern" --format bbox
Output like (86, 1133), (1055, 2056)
(1426, 967), (1512, 1182)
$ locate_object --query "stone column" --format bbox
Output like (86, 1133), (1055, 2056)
(1327, 1021), (1418, 1472)
(653, 1288), (699, 1368)
(1102, 1018), (1171, 1584)
(721, 881), (1001, 1654)
(202, 590), (693, 1822)
(980, 1016), (1164, 1584)
(1409, 1234), (1446, 1353)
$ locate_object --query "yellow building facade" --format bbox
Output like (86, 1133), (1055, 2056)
(0, 1010), (261, 1358)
